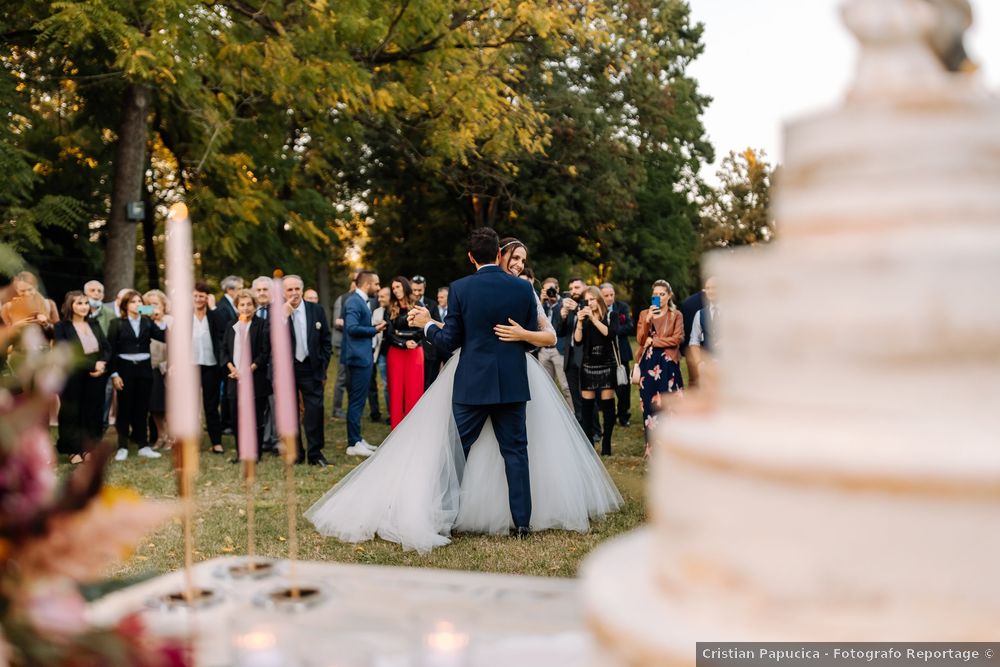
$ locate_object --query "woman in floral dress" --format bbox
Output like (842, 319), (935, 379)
(635, 280), (684, 458)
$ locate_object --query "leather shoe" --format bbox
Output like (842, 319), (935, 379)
(512, 526), (530, 540)
(308, 455), (329, 468)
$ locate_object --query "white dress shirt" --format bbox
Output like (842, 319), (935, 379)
(291, 302), (308, 362)
(193, 313), (217, 366)
(689, 304), (717, 348)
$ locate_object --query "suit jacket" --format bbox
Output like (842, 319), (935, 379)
(338, 292), (374, 368)
(417, 298), (440, 361)
(216, 295), (238, 327)
(610, 299), (634, 363)
(425, 266), (537, 405)
(557, 306), (585, 371)
(106, 315), (167, 376)
(221, 316), (271, 397)
(88, 305), (115, 336)
(542, 299), (567, 356)
(331, 293), (347, 349)
(679, 291), (704, 353)
(285, 300), (333, 378)
(53, 319), (110, 372)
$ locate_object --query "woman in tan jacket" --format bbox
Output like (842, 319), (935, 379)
(635, 280), (684, 457)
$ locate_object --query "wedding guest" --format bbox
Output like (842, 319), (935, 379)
(688, 276), (718, 374)
(284, 274), (334, 465)
(53, 291), (110, 463)
(574, 286), (619, 456)
(519, 267), (536, 285)
(601, 282), (635, 427)
(303, 289), (320, 304)
(108, 290), (166, 461)
(216, 275), (243, 325)
(679, 277), (714, 389)
(330, 269), (360, 419)
(340, 271), (384, 458)
(558, 277), (589, 428)
(143, 289), (173, 450)
(84, 280), (114, 334)
(538, 277), (572, 404)
(193, 282), (226, 454)
(251, 276), (278, 453)
(386, 276), (424, 428)
(410, 275), (440, 389)
(434, 286), (453, 367)
(0, 273), (54, 331)
(636, 280), (684, 458)
(221, 289), (270, 459)
(371, 286), (391, 421)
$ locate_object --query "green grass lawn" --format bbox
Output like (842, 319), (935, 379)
(59, 364), (652, 582)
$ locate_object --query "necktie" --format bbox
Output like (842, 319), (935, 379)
(257, 307), (267, 320)
(293, 307), (307, 362)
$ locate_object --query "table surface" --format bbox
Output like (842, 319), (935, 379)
(87, 557), (589, 667)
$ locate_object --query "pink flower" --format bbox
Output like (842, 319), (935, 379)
(21, 580), (89, 637)
(648, 365), (663, 381)
(0, 425), (57, 529)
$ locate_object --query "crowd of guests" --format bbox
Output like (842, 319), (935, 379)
(1, 264), (719, 465)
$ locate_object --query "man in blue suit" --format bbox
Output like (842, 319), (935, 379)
(410, 228), (538, 537)
(341, 270), (386, 458)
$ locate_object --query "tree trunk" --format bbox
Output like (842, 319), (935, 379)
(142, 181), (159, 289)
(104, 83), (151, 296)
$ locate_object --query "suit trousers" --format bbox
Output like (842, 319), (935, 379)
(331, 348), (347, 415)
(537, 347), (571, 405)
(387, 345), (424, 429)
(367, 364), (382, 418)
(345, 363), (372, 447)
(294, 360), (326, 462)
(452, 402), (531, 530)
(199, 364), (223, 446)
(115, 360), (153, 448)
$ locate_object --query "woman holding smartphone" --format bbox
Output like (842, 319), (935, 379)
(574, 285), (620, 456)
(107, 290), (166, 461)
(635, 280), (684, 458)
(53, 291), (110, 463)
(143, 289), (172, 450)
(385, 276), (424, 428)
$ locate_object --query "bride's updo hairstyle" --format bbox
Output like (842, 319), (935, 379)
(499, 237), (527, 276)
(468, 227), (500, 264)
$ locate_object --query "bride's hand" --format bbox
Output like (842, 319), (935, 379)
(494, 318), (526, 342)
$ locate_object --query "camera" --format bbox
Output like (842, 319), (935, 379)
(545, 286), (559, 299)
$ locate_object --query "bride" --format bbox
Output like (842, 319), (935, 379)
(304, 238), (623, 553)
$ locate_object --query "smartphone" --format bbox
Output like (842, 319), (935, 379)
(651, 295), (661, 309)
(138, 304), (154, 316)
(561, 291), (571, 299)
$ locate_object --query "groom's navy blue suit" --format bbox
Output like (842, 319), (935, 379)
(425, 265), (538, 529)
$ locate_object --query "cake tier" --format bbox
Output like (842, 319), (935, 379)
(705, 226), (1000, 425)
(645, 411), (1000, 643)
(774, 90), (1000, 239)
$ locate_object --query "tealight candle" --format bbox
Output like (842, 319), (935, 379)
(420, 621), (470, 667)
(232, 627), (287, 667)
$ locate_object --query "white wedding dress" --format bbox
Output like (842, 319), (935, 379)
(305, 298), (623, 554)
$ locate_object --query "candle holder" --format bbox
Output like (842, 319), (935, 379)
(252, 580), (330, 614)
(147, 586), (224, 612)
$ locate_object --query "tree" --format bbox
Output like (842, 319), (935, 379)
(700, 148), (774, 250)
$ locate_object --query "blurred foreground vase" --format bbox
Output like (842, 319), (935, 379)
(581, 0), (1000, 663)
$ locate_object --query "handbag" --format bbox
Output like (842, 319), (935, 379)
(612, 337), (629, 387)
(630, 362), (642, 385)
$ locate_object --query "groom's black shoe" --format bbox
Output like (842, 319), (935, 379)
(513, 526), (530, 540)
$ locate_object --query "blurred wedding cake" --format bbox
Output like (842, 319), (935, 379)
(582, 0), (1000, 663)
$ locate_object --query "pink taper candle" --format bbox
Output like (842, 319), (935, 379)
(269, 278), (298, 439)
(165, 203), (201, 441)
(236, 323), (258, 461)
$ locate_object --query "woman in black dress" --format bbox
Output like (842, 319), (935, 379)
(52, 291), (110, 463)
(574, 285), (620, 455)
(107, 290), (166, 461)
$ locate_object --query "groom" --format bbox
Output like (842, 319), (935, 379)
(410, 227), (539, 537)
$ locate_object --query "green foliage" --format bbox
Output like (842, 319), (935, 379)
(700, 148), (775, 250)
(3, 0), (715, 299)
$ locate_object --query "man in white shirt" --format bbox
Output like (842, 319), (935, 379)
(194, 282), (225, 454)
(688, 276), (718, 373)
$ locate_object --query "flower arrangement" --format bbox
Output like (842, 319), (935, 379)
(0, 324), (188, 666)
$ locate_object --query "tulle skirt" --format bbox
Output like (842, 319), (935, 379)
(304, 351), (624, 554)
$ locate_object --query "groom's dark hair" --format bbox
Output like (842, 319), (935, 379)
(468, 227), (500, 264)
